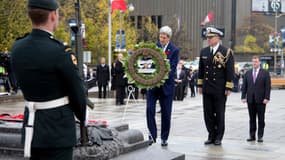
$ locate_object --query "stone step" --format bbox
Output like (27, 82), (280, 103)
(111, 145), (185, 160)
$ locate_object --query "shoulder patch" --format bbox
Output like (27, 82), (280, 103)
(71, 54), (78, 65)
(65, 47), (72, 53)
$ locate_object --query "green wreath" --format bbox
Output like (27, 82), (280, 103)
(124, 42), (171, 89)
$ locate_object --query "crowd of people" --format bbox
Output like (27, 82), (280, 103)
(91, 55), (200, 104)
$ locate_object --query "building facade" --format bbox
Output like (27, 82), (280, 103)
(128, 0), (235, 58)
(128, 0), (285, 59)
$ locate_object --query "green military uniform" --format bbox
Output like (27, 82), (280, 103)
(11, 0), (86, 159)
(197, 27), (234, 144)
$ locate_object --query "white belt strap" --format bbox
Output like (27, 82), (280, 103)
(24, 96), (69, 158)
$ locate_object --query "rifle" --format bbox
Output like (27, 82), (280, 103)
(72, 0), (94, 146)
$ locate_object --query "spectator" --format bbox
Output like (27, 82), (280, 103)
(96, 57), (110, 98)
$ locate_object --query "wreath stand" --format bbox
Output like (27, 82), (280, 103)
(121, 85), (138, 121)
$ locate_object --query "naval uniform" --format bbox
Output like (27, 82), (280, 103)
(11, 29), (86, 159)
(197, 44), (234, 142)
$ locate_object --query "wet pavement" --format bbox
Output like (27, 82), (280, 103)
(1, 89), (285, 160)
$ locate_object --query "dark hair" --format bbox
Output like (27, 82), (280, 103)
(28, 7), (51, 25)
(252, 55), (261, 61)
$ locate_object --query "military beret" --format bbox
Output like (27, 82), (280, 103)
(28, 0), (59, 11)
(206, 27), (224, 37)
(159, 26), (172, 37)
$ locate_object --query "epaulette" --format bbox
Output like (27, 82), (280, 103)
(15, 33), (29, 41)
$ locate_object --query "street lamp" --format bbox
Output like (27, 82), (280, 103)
(275, 13), (285, 76)
(268, 0), (284, 76)
(115, 3), (135, 53)
(128, 3), (135, 12)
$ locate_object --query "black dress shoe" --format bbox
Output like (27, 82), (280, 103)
(161, 140), (168, 147)
(148, 135), (156, 145)
(204, 139), (214, 145)
(257, 138), (263, 143)
(214, 140), (222, 145)
(246, 137), (256, 142)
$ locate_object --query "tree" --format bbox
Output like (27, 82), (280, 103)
(235, 14), (274, 54)
(0, 0), (30, 51)
(136, 16), (158, 43)
(167, 16), (193, 59)
(235, 35), (265, 53)
(0, 0), (138, 65)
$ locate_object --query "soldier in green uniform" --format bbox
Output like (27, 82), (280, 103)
(197, 27), (235, 146)
(11, 0), (86, 159)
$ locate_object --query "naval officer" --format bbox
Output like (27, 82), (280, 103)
(197, 27), (235, 145)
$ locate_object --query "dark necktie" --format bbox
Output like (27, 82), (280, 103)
(209, 48), (213, 60)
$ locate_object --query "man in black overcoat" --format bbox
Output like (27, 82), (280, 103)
(96, 57), (110, 98)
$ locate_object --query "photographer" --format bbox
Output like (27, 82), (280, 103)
(0, 51), (18, 94)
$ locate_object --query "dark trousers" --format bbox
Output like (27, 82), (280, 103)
(174, 84), (184, 100)
(98, 84), (107, 98)
(190, 84), (195, 97)
(116, 86), (125, 104)
(203, 93), (226, 141)
(247, 102), (266, 138)
(31, 147), (73, 160)
(146, 88), (173, 141)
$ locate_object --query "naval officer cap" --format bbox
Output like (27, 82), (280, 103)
(28, 0), (59, 11)
(206, 27), (224, 37)
(159, 26), (172, 37)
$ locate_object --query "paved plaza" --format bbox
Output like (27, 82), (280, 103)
(1, 89), (285, 159)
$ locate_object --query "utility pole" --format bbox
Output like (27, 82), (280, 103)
(74, 0), (89, 146)
(74, 0), (83, 77)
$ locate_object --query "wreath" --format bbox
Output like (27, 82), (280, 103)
(124, 42), (171, 89)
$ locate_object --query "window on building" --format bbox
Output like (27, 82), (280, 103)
(151, 16), (157, 25)
(129, 16), (135, 27)
(157, 16), (162, 29)
(137, 16), (142, 29)
(132, 15), (163, 30)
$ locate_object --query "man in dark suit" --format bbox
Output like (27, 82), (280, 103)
(114, 53), (127, 105)
(147, 26), (179, 146)
(174, 62), (186, 101)
(96, 57), (110, 98)
(197, 27), (235, 145)
(11, 0), (86, 159)
(241, 55), (271, 143)
(188, 69), (196, 97)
